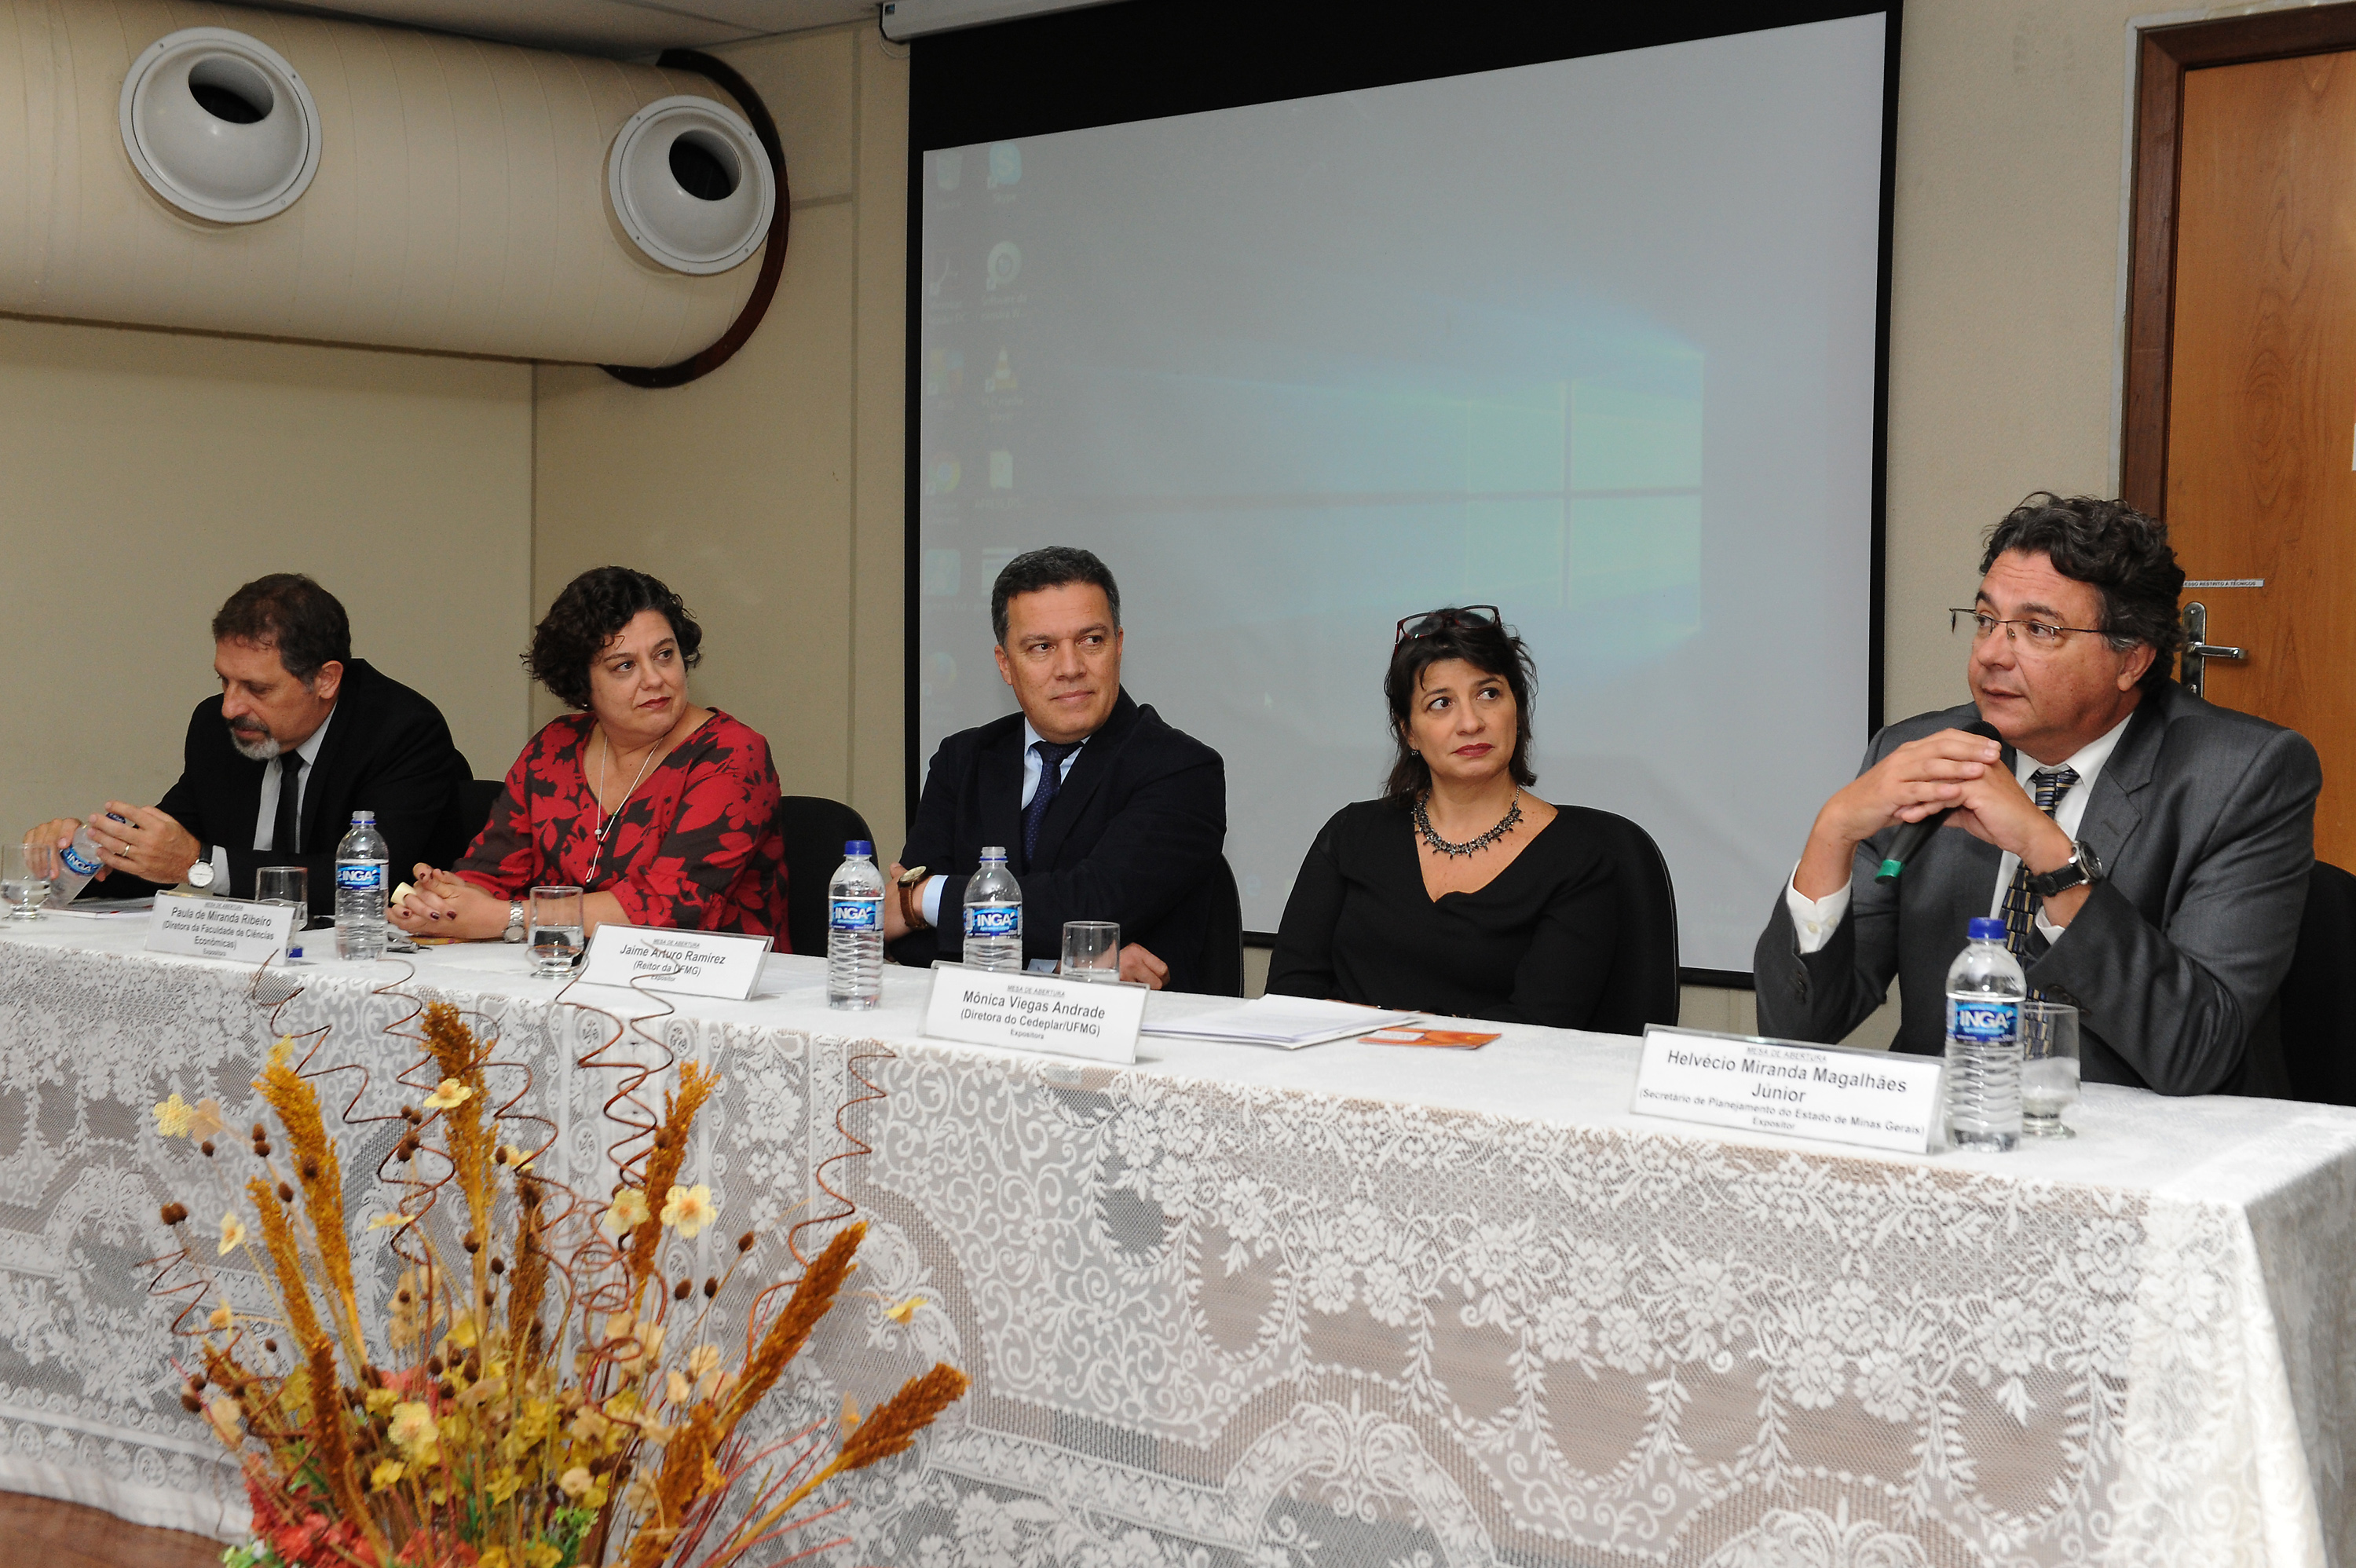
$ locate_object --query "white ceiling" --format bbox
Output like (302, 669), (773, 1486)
(252, 0), (879, 56)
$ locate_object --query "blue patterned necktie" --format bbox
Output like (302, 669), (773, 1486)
(1999, 766), (2079, 956)
(1023, 740), (1081, 867)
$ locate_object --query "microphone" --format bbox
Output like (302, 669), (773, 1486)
(1872, 719), (2003, 883)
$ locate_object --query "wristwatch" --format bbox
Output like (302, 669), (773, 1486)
(2026, 839), (2104, 899)
(183, 859), (215, 891)
(895, 866), (931, 932)
(501, 901), (527, 943)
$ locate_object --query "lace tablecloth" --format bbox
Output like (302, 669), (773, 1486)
(0, 921), (2351, 1567)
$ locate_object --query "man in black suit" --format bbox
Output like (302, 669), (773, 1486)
(24, 574), (472, 918)
(884, 546), (1228, 990)
(1754, 494), (2318, 1096)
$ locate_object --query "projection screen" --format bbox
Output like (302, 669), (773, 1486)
(909, 2), (1895, 978)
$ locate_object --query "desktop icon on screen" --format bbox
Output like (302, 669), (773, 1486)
(984, 349), (1017, 393)
(935, 150), (964, 191)
(986, 242), (1022, 291)
(927, 453), (961, 495)
(989, 450), (1014, 490)
(988, 142), (1022, 188)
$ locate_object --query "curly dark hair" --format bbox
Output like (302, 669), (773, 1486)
(211, 573), (351, 685)
(1383, 610), (1539, 801)
(1980, 493), (2185, 688)
(525, 567), (703, 711)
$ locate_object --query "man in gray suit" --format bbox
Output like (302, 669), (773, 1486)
(1755, 493), (2318, 1096)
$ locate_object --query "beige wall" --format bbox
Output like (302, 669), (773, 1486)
(0, 315), (532, 842)
(532, 24), (909, 842)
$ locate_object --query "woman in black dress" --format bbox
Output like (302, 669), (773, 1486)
(1267, 606), (1616, 1029)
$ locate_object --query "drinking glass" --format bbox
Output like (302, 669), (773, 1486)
(254, 866), (309, 963)
(529, 885), (586, 976)
(2, 842), (53, 919)
(1061, 920), (1121, 983)
(2019, 1000), (2080, 1139)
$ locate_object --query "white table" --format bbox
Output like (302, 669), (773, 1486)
(0, 918), (2350, 1566)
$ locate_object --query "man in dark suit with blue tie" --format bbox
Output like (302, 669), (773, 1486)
(884, 546), (1228, 990)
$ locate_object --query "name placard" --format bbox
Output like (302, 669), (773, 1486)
(576, 925), (773, 1000)
(1630, 1025), (1946, 1154)
(921, 962), (1147, 1065)
(144, 894), (298, 966)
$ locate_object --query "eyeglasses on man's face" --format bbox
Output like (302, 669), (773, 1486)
(1948, 607), (2108, 651)
(1396, 605), (1501, 645)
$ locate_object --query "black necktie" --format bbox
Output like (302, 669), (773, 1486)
(273, 752), (305, 855)
(1022, 740), (1081, 868)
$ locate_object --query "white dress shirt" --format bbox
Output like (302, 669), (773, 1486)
(207, 707), (335, 883)
(919, 719), (1089, 927)
(1785, 711), (2133, 955)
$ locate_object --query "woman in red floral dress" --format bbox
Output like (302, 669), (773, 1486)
(389, 568), (788, 945)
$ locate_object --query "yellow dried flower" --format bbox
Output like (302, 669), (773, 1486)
(364, 1387), (399, 1417)
(217, 1213), (247, 1256)
(366, 1210), (418, 1231)
(525, 1544), (562, 1568)
(208, 1303), (232, 1331)
(188, 1097), (225, 1141)
(153, 1094), (194, 1138)
(203, 1394), (243, 1448)
(477, 1549), (510, 1568)
(666, 1370), (693, 1406)
(369, 1460), (405, 1490)
(601, 1187), (651, 1237)
(423, 1077), (474, 1110)
(499, 1142), (535, 1172)
(388, 1401), (440, 1464)
(569, 1406), (609, 1443)
(558, 1465), (595, 1498)
(885, 1296), (921, 1324)
(686, 1343), (722, 1380)
(660, 1183), (718, 1239)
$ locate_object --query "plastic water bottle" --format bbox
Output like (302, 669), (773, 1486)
(335, 810), (389, 961)
(962, 846), (1023, 973)
(1945, 916), (2025, 1151)
(827, 839), (884, 1010)
(46, 818), (118, 905)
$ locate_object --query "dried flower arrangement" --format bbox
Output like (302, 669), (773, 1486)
(152, 1001), (964, 1568)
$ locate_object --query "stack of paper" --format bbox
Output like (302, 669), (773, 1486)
(1143, 994), (1420, 1049)
(43, 897), (155, 919)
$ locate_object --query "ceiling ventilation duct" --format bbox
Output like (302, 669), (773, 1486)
(0, 0), (785, 375)
(119, 28), (321, 223)
(608, 96), (774, 276)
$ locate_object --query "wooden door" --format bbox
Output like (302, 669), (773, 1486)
(2167, 49), (2356, 868)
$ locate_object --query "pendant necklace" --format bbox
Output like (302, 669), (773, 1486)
(1414, 787), (1523, 859)
(585, 726), (663, 886)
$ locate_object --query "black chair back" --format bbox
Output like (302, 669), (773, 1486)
(1196, 855), (1245, 997)
(2276, 860), (2356, 1106)
(463, 778), (506, 846)
(778, 795), (876, 959)
(1579, 807), (1681, 1036)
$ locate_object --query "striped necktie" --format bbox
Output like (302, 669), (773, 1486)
(1999, 766), (2079, 956)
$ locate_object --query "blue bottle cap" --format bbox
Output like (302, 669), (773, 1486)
(1967, 916), (2007, 940)
(845, 839), (873, 855)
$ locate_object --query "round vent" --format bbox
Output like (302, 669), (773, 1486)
(606, 96), (774, 276)
(118, 28), (320, 224)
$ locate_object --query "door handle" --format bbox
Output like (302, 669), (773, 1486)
(2181, 601), (2245, 696)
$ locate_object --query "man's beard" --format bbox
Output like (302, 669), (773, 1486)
(228, 723), (282, 762)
